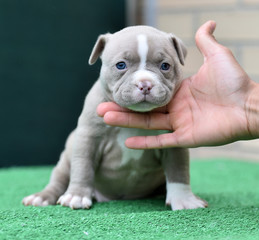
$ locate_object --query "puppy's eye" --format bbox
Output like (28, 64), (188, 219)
(116, 61), (127, 70)
(160, 62), (170, 71)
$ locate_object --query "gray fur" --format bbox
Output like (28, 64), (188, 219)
(23, 26), (207, 210)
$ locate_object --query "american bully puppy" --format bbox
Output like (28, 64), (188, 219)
(23, 26), (208, 210)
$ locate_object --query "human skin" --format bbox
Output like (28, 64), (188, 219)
(97, 21), (259, 149)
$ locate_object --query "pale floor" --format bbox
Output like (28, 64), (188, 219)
(190, 139), (259, 162)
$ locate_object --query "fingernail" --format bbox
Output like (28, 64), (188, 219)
(210, 20), (216, 33)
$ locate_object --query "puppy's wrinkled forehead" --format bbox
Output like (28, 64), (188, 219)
(102, 26), (171, 65)
(89, 25), (186, 67)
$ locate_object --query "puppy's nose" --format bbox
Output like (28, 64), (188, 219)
(137, 81), (153, 95)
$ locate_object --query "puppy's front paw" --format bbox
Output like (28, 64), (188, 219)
(22, 191), (58, 207)
(57, 191), (92, 210)
(23, 194), (49, 206)
(166, 183), (208, 211)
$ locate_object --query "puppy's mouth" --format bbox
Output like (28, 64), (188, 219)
(117, 87), (169, 112)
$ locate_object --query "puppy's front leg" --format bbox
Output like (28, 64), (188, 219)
(57, 128), (96, 209)
(162, 148), (208, 211)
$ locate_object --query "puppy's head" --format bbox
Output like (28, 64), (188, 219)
(89, 26), (187, 112)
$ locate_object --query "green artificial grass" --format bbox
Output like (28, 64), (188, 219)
(1, 159), (259, 240)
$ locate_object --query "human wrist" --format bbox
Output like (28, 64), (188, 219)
(245, 81), (259, 139)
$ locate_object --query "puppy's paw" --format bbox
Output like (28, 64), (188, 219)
(57, 192), (92, 210)
(166, 183), (208, 211)
(23, 194), (51, 207)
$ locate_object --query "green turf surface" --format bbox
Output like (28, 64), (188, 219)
(1, 159), (259, 240)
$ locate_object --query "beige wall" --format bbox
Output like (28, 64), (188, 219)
(157, 0), (259, 82)
(155, 0), (259, 160)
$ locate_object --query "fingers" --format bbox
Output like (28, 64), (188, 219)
(102, 111), (172, 130)
(195, 20), (221, 58)
(97, 102), (172, 130)
(125, 133), (180, 149)
(97, 102), (128, 117)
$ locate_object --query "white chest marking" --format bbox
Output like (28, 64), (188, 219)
(117, 128), (145, 165)
(137, 34), (148, 70)
(116, 128), (167, 166)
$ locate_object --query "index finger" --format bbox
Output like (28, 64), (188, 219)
(97, 102), (129, 117)
(103, 111), (173, 130)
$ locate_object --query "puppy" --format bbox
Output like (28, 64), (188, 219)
(23, 26), (208, 210)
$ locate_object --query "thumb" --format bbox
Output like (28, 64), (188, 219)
(195, 20), (220, 58)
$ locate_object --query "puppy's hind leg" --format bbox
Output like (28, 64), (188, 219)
(22, 151), (70, 207)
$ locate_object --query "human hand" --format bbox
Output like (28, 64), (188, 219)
(97, 21), (258, 149)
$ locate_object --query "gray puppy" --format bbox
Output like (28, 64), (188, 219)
(23, 26), (208, 210)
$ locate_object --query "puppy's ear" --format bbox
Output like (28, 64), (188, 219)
(170, 35), (187, 66)
(88, 34), (111, 65)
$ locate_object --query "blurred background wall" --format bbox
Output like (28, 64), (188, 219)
(138, 0), (259, 160)
(1, 0), (258, 167)
(157, 0), (259, 82)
